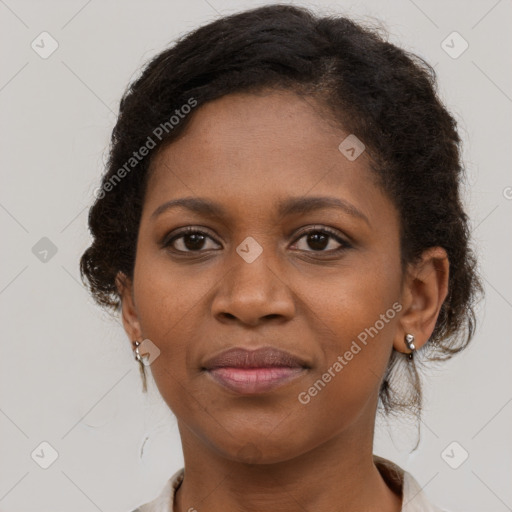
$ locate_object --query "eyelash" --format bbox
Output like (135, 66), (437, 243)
(162, 225), (352, 256)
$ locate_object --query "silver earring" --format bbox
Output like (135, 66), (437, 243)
(133, 340), (143, 362)
(405, 333), (416, 359)
(133, 340), (148, 392)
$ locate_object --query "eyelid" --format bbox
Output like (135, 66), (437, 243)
(161, 225), (221, 248)
(291, 224), (351, 246)
(162, 224), (352, 254)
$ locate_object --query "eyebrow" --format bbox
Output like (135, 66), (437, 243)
(151, 196), (370, 225)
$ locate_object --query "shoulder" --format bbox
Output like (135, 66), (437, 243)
(374, 455), (447, 512)
(130, 467), (184, 512)
(401, 470), (447, 511)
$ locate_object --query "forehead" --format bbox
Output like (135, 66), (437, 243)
(144, 90), (387, 223)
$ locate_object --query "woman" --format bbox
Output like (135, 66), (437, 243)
(80, 5), (482, 511)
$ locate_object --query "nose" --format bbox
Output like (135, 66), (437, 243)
(211, 249), (296, 327)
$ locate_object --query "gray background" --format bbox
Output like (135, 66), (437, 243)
(0, 0), (511, 511)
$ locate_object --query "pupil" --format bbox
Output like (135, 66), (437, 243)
(308, 232), (328, 250)
(184, 233), (205, 250)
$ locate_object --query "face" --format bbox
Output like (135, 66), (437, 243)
(121, 89), (407, 463)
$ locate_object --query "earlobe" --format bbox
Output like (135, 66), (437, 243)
(393, 247), (449, 354)
(116, 271), (142, 342)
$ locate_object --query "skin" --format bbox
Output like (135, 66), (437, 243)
(118, 89), (449, 512)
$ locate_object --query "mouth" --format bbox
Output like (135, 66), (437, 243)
(202, 346), (310, 395)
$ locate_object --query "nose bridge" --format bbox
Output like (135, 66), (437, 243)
(211, 236), (294, 324)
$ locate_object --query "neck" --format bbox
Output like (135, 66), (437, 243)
(174, 411), (402, 512)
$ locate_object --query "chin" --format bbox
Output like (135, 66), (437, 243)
(208, 430), (315, 466)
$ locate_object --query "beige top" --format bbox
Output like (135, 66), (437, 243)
(132, 455), (447, 512)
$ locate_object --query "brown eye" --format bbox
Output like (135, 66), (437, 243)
(164, 228), (221, 253)
(291, 227), (350, 253)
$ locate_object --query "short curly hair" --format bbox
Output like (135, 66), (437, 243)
(80, 4), (482, 417)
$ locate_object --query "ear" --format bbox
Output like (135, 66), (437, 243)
(394, 247), (449, 355)
(116, 271), (142, 343)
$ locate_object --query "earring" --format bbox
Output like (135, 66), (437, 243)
(132, 340), (148, 392)
(405, 333), (416, 359)
(133, 340), (143, 362)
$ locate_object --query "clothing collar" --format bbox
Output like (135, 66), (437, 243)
(134, 455), (444, 512)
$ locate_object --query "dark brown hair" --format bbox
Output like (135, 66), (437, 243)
(80, 4), (482, 417)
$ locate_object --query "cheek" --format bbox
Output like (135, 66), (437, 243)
(297, 260), (401, 407)
(133, 234), (215, 330)
(131, 252), (209, 390)
(307, 244), (401, 339)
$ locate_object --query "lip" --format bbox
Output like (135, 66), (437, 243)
(202, 346), (310, 395)
(203, 346), (309, 370)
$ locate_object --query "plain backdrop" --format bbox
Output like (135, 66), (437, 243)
(0, 0), (511, 511)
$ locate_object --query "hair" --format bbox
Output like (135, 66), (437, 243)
(80, 4), (482, 419)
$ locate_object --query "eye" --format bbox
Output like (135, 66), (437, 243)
(290, 226), (351, 253)
(162, 225), (351, 255)
(163, 227), (221, 253)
